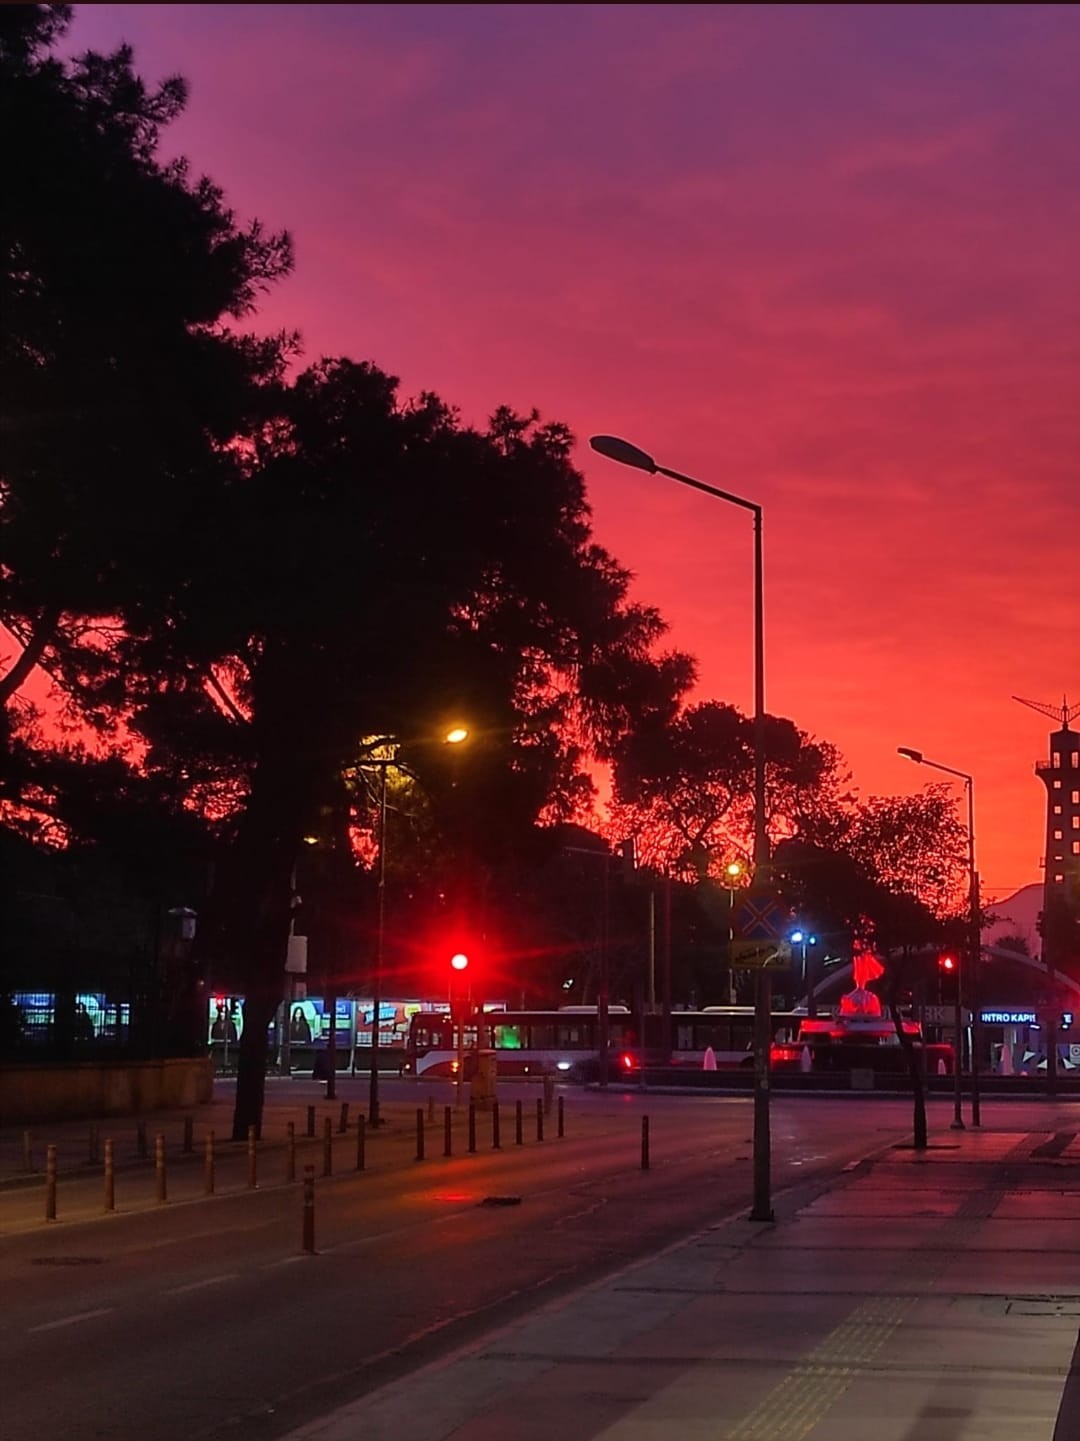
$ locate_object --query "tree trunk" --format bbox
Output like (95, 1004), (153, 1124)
(233, 985), (278, 1140)
(0, 612), (57, 707)
(885, 957), (927, 1150)
(224, 737), (315, 1142)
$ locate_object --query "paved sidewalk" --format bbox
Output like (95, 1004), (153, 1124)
(283, 1123), (1080, 1441)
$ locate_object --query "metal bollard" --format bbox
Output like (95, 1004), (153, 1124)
(22, 1129), (32, 1171)
(355, 1114), (366, 1172)
(492, 1101), (501, 1150)
(247, 1125), (258, 1189)
(136, 1119), (148, 1159)
(155, 1133), (167, 1203)
(89, 1121), (100, 1165)
(306, 1104), (316, 1138)
(104, 1138), (115, 1212)
(183, 1115), (194, 1154)
(338, 1101), (349, 1134)
(286, 1121), (296, 1183)
(45, 1144), (57, 1222)
(302, 1165), (315, 1254)
(558, 1095), (565, 1139)
(204, 1130), (215, 1195)
(444, 1105), (453, 1157)
(416, 1108), (426, 1161)
(323, 1117), (333, 1177)
(641, 1115), (650, 1171)
(468, 1101), (477, 1154)
(536, 1098), (544, 1142)
(515, 1099), (524, 1146)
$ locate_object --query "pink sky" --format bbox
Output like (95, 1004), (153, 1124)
(68, 4), (1080, 899)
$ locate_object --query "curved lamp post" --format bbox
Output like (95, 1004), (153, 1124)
(898, 746), (981, 1128)
(590, 434), (773, 1221)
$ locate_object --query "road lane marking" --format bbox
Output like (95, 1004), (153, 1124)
(27, 1307), (113, 1333)
(163, 1272), (239, 1295)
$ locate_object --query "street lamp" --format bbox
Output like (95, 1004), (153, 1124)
(591, 433), (773, 1221)
(898, 746), (981, 1127)
(790, 930), (818, 1012)
(364, 724), (471, 1127)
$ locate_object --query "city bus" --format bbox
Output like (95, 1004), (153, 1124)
(404, 1005), (805, 1079)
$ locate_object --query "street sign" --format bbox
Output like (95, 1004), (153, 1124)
(732, 891), (786, 941)
(731, 939), (792, 970)
(921, 1005), (972, 1027)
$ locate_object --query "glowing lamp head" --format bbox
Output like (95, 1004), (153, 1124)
(726, 862), (742, 879)
(791, 930), (805, 944)
(445, 726), (469, 745)
(450, 952), (469, 972)
(939, 954), (956, 972)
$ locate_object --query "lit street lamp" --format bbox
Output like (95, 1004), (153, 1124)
(590, 433), (773, 1222)
(898, 746), (981, 1128)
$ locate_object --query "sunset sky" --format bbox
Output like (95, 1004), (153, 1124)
(68, 4), (1080, 901)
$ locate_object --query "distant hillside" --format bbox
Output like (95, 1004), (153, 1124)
(983, 882), (1042, 952)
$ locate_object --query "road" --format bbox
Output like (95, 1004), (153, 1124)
(2, 1087), (935, 1441)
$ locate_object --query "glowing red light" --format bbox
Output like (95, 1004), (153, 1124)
(450, 952), (469, 971)
(621, 1052), (634, 1069)
(940, 955), (956, 971)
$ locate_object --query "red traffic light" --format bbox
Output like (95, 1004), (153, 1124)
(939, 954), (956, 972)
(450, 952), (469, 972)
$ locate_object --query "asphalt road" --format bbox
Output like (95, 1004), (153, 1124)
(2, 1089), (938, 1441)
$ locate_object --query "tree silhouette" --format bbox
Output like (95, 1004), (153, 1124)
(121, 362), (692, 1136)
(0, 5), (292, 744)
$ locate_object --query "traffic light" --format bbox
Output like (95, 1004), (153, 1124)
(938, 953), (958, 1004)
(448, 951), (471, 1018)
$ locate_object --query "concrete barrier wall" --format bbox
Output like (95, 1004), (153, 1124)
(0, 1057), (214, 1124)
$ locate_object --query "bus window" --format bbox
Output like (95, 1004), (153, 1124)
(494, 1024), (523, 1049)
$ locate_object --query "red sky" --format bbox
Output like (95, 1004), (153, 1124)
(67, 4), (1080, 901)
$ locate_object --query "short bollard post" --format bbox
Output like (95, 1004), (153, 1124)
(306, 1104), (316, 1138)
(204, 1130), (215, 1195)
(247, 1125), (258, 1189)
(323, 1117), (333, 1177)
(443, 1105), (453, 1157)
(558, 1095), (565, 1139)
(536, 1098), (544, 1142)
(468, 1101), (477, 1154)
(89, 1121), (99, 1165)
(415, 1108), (426, 1161)
(136, 1119), (148, 1159)
(641, 1115), (650, 1171)
(338, 1101), (349, 1134)
(183, 1115), (194, 1154)
(302, 1165), (315, 1254)
(45, 1143), (57, 1222)
(515, 1099), (524, 1146)
(492, 1101), (501, 1150)
(155, 1133), (167, 1203)
(355, 1115), (366, 1172)
(286, 1121), (296, 1183)
(104, 1138), (115, 1212)
(22, 1129), (33, 1171)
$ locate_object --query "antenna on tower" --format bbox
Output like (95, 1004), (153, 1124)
(1013, 695), (1080, 728)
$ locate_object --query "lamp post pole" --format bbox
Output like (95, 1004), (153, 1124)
(369, 760), (389, 1128)
(590, 435), (773, 1221)
(897, 748), (980, 1128)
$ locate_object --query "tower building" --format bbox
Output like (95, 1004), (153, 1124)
(1015, 696), (1080, 981)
